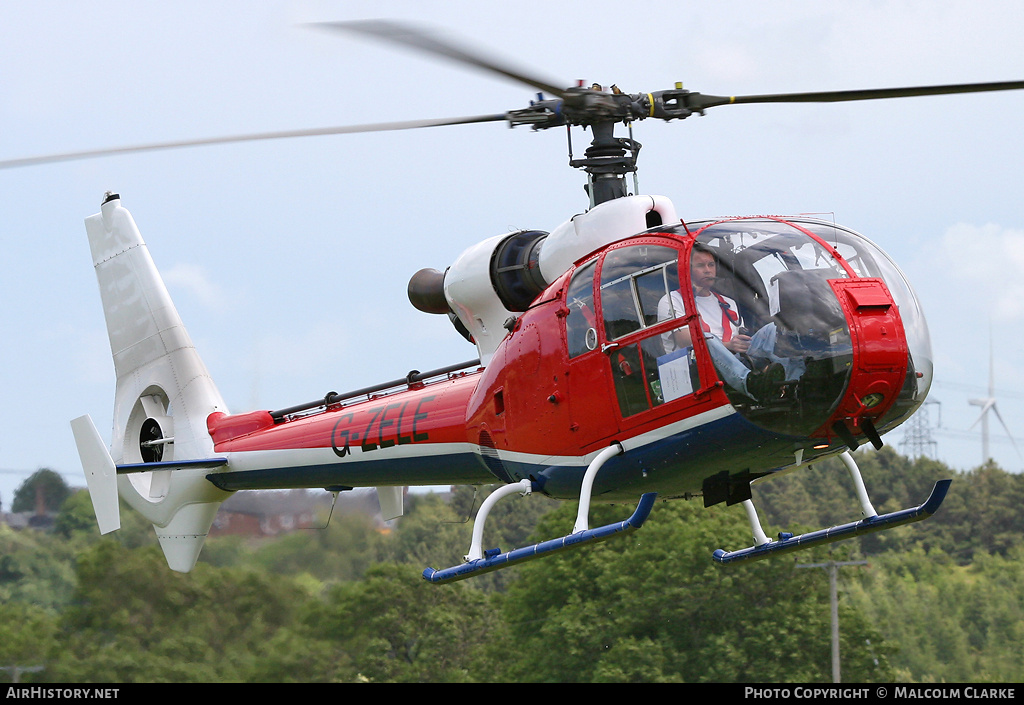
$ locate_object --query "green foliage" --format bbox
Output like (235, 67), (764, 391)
(0, 452), (1020, 683)
(47, 541), (334, 682)
(920, 462), (1024, 561)
(499, 499), (892, 683)
(0, 523), (78, 610)
(0, 602), (58, 679)
(844, 546), (1024, 682)
(51, 490), (100, 539)
(11, 469), (70, 514)
(52, 489), (157, 549)
(305, 563), (504, 682)
(378, 492), (477, 575)
(241, 510), (387, 583)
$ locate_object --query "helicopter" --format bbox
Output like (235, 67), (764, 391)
(10, 20), (1022, 582)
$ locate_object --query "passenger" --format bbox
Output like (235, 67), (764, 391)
(659, 244), (783, 401)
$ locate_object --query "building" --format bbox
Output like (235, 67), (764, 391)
(209, 488), (388, 537)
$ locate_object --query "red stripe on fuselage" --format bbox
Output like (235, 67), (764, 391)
(211, 373), (482, 455)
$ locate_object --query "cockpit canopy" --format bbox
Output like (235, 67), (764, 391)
(687, 217), (929, 434)
(563, 216), (930, 438)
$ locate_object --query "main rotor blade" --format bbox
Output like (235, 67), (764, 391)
(0, 114), (507, 169)
(312, 20), (571, 100)
(690, 80), (1024, 111)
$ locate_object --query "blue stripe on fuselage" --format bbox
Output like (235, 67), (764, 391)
(500, 412), (810, 501)
(208, 411), (831, 499)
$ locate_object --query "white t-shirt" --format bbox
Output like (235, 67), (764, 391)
(694, 291), (740, 341)
(658, 290), (687, 353)
(658, 290), (741, 353)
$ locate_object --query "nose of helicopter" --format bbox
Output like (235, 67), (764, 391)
(684, 217), (931, 445)
(817, 276), (912, 444)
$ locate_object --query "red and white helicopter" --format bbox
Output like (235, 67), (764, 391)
(16, 21), (1023, 582)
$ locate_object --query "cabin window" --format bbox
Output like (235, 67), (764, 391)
(565, 261), (598, 359)
(599, 245), (681, 340)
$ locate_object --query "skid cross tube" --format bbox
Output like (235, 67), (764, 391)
(574, 443), (624, 532)
(839, 451), (878, 519)
(423, 492), (657, 584)
(424, 443), (652, 584)
(465, 479), (533, 562)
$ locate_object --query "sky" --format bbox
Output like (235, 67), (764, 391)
(2, 0), (1023, 509)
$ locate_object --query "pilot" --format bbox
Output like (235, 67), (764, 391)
(659, 244), (783, 401)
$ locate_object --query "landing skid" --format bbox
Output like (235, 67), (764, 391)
(714, 451), (951, 565)
(423, 492), (657, 584)
(424, 443), (657, 584)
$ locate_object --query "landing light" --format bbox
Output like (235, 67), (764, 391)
(861, 392), (885, 409)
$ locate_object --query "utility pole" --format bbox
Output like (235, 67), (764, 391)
(797, 558), (867, 683)
(0, 664), (44, 683)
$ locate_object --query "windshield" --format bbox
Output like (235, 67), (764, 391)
(663, 217), (929, 436)
(685, 220), (853, 434)
(796, 220), (932, 407)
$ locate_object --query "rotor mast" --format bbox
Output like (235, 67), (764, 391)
(506, 83), (694, 207)
(572, 119), (637, 206)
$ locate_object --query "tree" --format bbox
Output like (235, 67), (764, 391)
(11, 469), (71, 514)
(49, 541), (328, 682)
(845, 545), (1024, 682)
(305, 563), (505, 682)
(0, 523), (78, 610)
(0, 603), (58, 683)
(243, 508), (387, 582)
(498, 498), (894, 683)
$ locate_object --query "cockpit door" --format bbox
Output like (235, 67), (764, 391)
(563, 259), (618, 446)
(593, 241), (705, 427)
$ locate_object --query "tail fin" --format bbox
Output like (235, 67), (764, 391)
(74, 193), (230, 571)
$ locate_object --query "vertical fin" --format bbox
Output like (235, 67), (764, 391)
(377, 486), (405, 521)
(79, 194), (231, 572)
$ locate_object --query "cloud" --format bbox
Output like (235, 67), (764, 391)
(162, 263), (231, 310)
(937, 223), (1024, 320)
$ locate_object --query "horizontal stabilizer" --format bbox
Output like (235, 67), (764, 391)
(712, 479), (951, 565)
(423, 492), (657, 584)
(115, 458), (228, 474)
(70, 415), (120, 534)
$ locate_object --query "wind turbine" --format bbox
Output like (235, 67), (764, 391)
(968, 333), (1020, 465)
